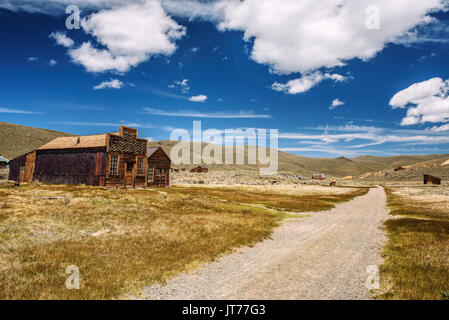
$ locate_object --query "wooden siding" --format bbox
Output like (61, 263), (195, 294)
(8, 153), (27, 182)
(33, 148), (107, 186)
(148, 147), (171, 187)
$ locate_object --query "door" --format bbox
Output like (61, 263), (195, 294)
(154, 168), (167, 187)
(125, 162), (134, 187)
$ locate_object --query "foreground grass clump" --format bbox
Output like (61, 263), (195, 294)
(379, 188), (449, 300)
(172, 186), (369, 212)
(0, 183), (365, 299)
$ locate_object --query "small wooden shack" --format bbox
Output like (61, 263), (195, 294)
(147, 146), (171, 187)
(424, 174), (441, 185)
(8, 126), (166, 188)
(190, 166), (209, 173)
(312, 173), (326, 180)
(394, 166), (405, 172)
(0, 155), (9, 169)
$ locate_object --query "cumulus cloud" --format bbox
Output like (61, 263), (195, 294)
(49, 31), (74, 48)
(272, 72), (347, 94)
(48, 59), (58, 66)
(390, 77), (449, 126)
(67, 0), (186, 73)
(330, 99), (345, 110)
(216, 0), (446, 74)
(169, 79), (190, 93)
(189, 94), (208, 102)
(93, 78), (124, 90)
(27, 57), (39, 62)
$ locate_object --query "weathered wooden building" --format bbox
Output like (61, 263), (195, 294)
(147, 146), (171, 187)
(424, 174), (441, 185)
(9, 126), (170, 188)
(190, 166), (209, 173)
(0, 155), (9, 169)
(312, 173), (326, 180)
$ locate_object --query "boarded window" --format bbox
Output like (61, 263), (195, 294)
(137, 158), (144, 175)
(110, 155), (118, 175)
(148, 167), (154, 182)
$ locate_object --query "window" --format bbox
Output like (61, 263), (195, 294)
(160, 168), (166, 175)
(148, 167), (154, 182)
(20, 166), (25, 173)
(110, 155), (118, 175)
(137, 158), (144, 175)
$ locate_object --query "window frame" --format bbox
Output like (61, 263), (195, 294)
(109, 154), (119, 176)
(137, 157), (144, 175)
(148, 166), (154, 182)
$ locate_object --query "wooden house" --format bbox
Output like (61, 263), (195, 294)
(394, 166), (405, 172)
(9, 126), (154, 188)
(190, 166), (209, 173)
(424, 174), (441, 185)
(147, 146), (171, 187)
(312, 173), (326, 180)
(0, 155), (9, 169)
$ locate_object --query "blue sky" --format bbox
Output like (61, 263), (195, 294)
(1, 0), (449, 158)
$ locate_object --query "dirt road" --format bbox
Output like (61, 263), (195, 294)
(141, 187), (388, 300)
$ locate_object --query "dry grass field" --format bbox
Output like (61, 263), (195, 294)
(0, 181), (367, 299)
(379, 186), (449, 300)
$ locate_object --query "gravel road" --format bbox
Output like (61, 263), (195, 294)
(141, 187), (388, 300)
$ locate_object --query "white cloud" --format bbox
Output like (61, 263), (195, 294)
(93, 78), (124, 90)
(143, 107), (272, 118)
(27, 57), (39, 62)
(68, 0), (186, 73)
(0, 107), (38, 114)
(53, 121), (154, 128)
(169, 79), (190, 93)
(430, 123), (449, 131)
(48, 59), (58, 66)
(189, 94), (208, 102)
(330, 98), (345, 110)
(272, 72), (347, 94)
(49, 31), (74, 48)
(190, 46), (199, 53)
(216, 0), (447, 74)
(390, 77), (449, 126)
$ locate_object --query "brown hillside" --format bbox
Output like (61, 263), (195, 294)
(0, 122), (72, 159)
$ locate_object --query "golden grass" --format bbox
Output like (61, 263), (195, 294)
(0, 183), (366, 299)
(379, 188), (449, 300)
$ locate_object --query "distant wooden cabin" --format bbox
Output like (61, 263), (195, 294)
(312, 173), (326, 180)
(394, 166), (405, 172)
(9, 126), (170, 188)
(0, 155), (9, 169)
(424, 174), (441, 185)
(147, 146), (171, 187)
(190, 166), (209, 173)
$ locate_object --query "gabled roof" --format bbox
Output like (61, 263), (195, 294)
(147, 146), (160, 158)
(147, 146), (170, 160)
(38, 134), (108, 150)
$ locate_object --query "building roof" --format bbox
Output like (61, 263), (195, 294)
(38, 134), (108, 150)
(0, 155), (9, 162)
(147, 146), (160, 158)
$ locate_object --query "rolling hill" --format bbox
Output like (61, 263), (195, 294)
(148, 140), (449, 178)
(0, 122), (72, 159)
(1, 122), (448, 178)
